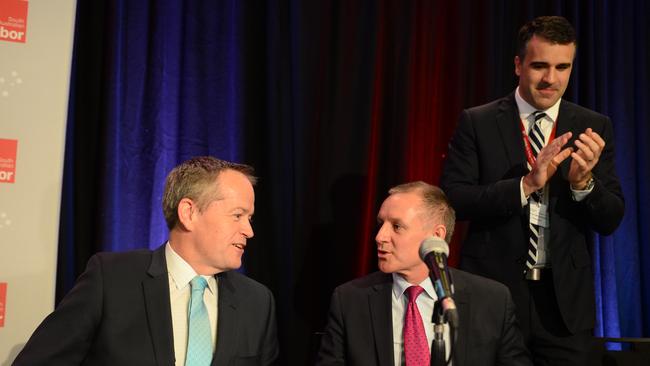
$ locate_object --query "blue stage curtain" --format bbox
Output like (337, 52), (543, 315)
(60, 0), (650, 363)
(97, 1), (246, 251)
(563, 0), (650, 340)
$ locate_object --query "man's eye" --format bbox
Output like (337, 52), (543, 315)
(234, 214), (242, 220)
(393, 224), (401, 231)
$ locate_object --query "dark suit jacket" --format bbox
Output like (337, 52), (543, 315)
(316, 270), (532, 366)
(440, 93), (624, 334)
(13, 245), (279, 366)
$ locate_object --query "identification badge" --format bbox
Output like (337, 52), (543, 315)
(530, 203), (549, 228)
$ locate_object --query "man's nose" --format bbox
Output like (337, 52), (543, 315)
(242, 219), (254, 239)
(375, 223), (388, 244)
(542, 68), (557, 84)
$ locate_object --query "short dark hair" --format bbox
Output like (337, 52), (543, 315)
(517, 16), (576, 60)
(388, 181), (456, 243)
(162, 156), (257, 230)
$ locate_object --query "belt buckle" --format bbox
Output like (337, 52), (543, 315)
(525, 268), (542, 281)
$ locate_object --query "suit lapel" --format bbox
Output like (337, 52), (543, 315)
(212, 271), (239, 365)
(143, 245), (175, 366)
(368, 276), (394, 366)
(495, 94), (527, 169)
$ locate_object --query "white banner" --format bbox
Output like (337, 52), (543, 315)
(0, 0), (77, 363)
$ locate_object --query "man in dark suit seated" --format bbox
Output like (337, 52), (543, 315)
(14, 156), (279, 365)
(440, 16), (624, 366)
(316, 181), (532, 366)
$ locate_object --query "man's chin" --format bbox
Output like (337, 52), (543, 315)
(532, 94), (559, 109)
(221, 259), (242, 273)
(377, 261), (393, 274)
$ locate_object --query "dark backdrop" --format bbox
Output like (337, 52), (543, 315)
(58, 0), (649, 364)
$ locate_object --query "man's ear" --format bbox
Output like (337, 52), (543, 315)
(432, 224), (447, 242)
(177, 198), (196, 231)
(514, 55), (522, 77)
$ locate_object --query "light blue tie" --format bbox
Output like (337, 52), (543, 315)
(185, 276), (213, 366)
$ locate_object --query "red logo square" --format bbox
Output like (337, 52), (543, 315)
(0, 0), (29, 43)
(0, 139), (18, 183)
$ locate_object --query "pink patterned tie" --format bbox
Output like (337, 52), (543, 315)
(404, 285), (430, 366)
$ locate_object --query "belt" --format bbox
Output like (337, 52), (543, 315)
(525, 267), (550, 281)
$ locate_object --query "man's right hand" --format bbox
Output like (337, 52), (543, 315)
(522, 131), (573, 197)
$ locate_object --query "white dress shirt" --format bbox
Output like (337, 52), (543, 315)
(166, 242), (218, 365)
(392, 273), (450, 365)
(515, 88), (593, 267)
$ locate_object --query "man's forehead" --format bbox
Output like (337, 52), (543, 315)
(378, 193), (424, 218)
(529, 34), (576, 47)
(214, 170), (254, 193)
(526, 37), (575, 59)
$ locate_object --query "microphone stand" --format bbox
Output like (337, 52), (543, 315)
(430, 298), (457, 366)
(431, 300), (446, 366)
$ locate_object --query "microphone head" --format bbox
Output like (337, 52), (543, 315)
(419, 236), (449, 261)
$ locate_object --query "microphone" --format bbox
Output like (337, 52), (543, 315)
(419, 236), (458, 328)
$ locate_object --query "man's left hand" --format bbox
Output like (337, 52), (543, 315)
(568, 128), (605, 189)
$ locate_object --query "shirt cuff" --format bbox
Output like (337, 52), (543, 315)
(571, 185), (593, 202)
(520, 177), (528, 207)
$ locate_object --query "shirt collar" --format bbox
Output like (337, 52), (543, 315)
(515, 86), (561, 123)
(165, 241), (216, 294)
(392, 273), (438, 301)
